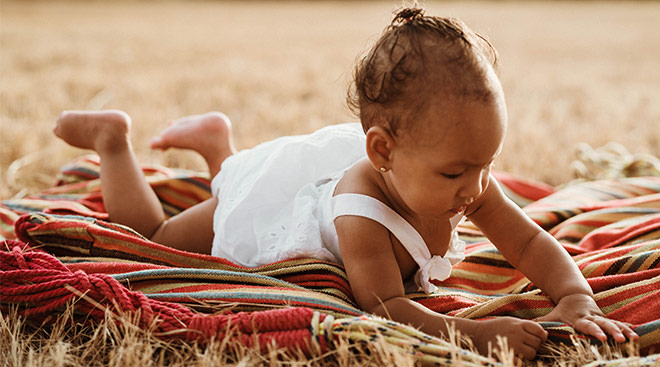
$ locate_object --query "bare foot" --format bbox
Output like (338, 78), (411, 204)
(54, 110), (131, 154)
(150, 112), (236, 176)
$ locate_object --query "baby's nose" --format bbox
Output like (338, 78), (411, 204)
(461, 179), (483, 201)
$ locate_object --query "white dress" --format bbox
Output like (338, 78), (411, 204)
(211, 122), (465, 293)
(211, 123), (367, 267)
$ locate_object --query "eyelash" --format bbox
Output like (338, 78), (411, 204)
(442, 173), (462, 179)
(441, 163), (494, 179)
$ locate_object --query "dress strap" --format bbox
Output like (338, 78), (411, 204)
(332, 193), (458, 293)
(332, 193), (431, 266)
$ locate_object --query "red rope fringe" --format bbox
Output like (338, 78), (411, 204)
(0, 241), (328, 352)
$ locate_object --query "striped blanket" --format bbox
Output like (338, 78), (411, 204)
(1, 155), (659, 364)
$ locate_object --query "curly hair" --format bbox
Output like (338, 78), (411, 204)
(347, 7), (499, 136)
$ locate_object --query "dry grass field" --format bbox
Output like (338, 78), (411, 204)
(2, 1), (660, 200)
(1, 1), (660, 366)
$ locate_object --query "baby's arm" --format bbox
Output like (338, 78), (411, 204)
(468, 176), (638, 343)
(335, 214), (547, 360)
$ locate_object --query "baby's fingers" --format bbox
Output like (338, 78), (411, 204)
(575, 317), (638, 343)
(596, 318), (640, 342)
(595, 318), (627, 342)
(574, 318), (608, 341)
(614, 320), (639, 341)
(523, 321), (548, 342)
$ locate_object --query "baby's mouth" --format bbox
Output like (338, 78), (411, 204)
(449, 205), (467, 215)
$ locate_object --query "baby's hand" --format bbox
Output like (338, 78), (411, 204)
(535, 293), (638, 343)
(472, 317), (547, 360)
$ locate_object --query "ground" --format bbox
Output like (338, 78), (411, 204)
(1, 1), (659, 199)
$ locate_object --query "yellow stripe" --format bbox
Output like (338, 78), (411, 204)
(639, 327), (660, 351)
(455, 293), (549, 319)
(450, 269), (513, 284)
(600, 294), (646, 315)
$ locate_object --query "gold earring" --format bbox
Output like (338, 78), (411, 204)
(380, 167), (387, 173)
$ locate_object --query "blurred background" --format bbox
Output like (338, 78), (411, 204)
(2, 1), (659, 198)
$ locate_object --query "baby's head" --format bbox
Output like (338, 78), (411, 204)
(348, 7), (503, 139)
(348, 8), (508, 218)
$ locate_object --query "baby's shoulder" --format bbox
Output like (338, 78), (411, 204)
(334, 159), (388, 201)
(332, 161), (395, 251)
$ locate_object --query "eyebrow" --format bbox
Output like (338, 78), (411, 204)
(439, 148), (502, 169)
(440, 161), (488, 171)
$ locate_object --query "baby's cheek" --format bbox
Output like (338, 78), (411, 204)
(425, 187), (454, 211)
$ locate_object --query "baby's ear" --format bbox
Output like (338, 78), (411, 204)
(365, 126), (395, 171)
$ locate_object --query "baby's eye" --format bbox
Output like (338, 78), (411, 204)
(442, 172), (462, 179)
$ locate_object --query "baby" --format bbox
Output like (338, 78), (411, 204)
(53, 7), (637, 360)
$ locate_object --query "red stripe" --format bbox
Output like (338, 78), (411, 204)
(580, 214), (660, 251)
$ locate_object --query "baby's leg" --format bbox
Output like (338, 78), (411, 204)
(150, 112), (236, 178)
(54, 110), (167, 238)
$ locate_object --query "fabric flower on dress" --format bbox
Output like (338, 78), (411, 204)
(414, 255), (453, 293)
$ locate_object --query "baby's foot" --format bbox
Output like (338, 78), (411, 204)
(54, 110), (131, 154)
(150, 112), (236, 171)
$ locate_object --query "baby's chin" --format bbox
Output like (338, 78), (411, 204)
(417, 208), (459, 221)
